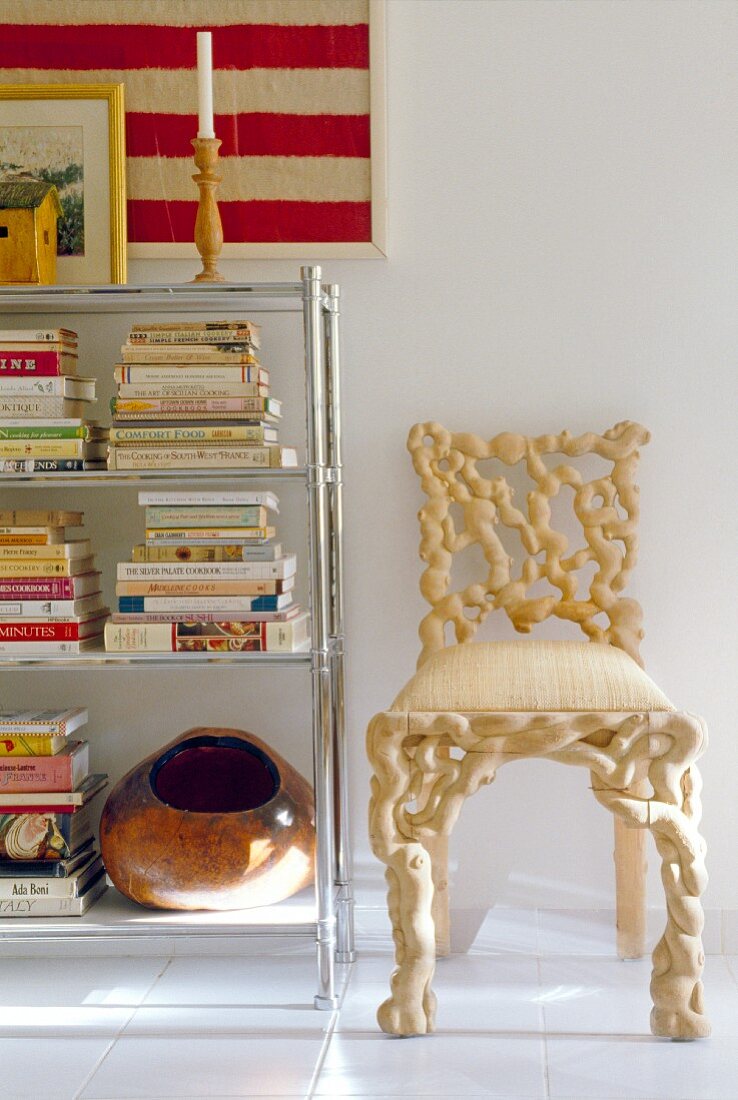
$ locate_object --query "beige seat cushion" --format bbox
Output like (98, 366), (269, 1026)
(391, 640), (673, 713)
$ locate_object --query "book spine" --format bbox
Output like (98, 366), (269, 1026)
(0, 559), (92, 578)
(128, 327), (258, 344)
(106, 629), (304, 653)
(0, 377), (67, 395)
(0, 426), (88, 440)
(145, 506), (265, 527)
(0, 329), (75, 343)
(0, 398), (87, 418)
(0, 351), (77, 376)
(118, 557), (293, 580)
(0, 742), (88, 792)
(0, 528), (59, 545)
(114, 397), (277, 415)
(113, 411), (265, 422)
(115, 578), (283, 595)
(112, 610), (294, 623)
(0, 512), (82, 526)
(118, 595), (286, 612)
(265, 615), (310, 650)
(110, 617), (306, 641)
(0, 806), (89, 860)
(0, 714), (85, 736)
(131, 544), (279, 562)
(0, 534), (56, 547)
(110, 426), (273, 445)
(0, 459), (86, 472)
(121, 349), (261, 364)
(105, 622), (272, 651)
(0, 881), (105, 915)
(0, 439), (85, 458)
(0, 639), (101, 654)
(114, 364), (263, 383)
(0, 865), (98, 898)
(136, 491), (278, 506)
(0, 846), (93, 877)
(0, 598), (101, 617)
(108, 447), (291, 470)
(144, 527), (273, 542)
(0, 543), (90, 561)
(0, 578), (84, 597)
(0, 735), (66, 756)
(0, 622), (90, 641)
(115, 383), (266, 399)
(0, 709), (86, 734)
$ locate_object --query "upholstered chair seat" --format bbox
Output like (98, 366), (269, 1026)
(392, 639), (673, 713)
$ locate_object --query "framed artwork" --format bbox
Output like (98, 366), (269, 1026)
(0, 83), (127, 284)
(0, 0), (386, 260)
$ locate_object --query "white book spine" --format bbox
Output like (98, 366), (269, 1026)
(0, 876), (106, 916)
(137, 491), (279, 508)
(0, 638), (101, 654)
(0, 707), (87, 734)
(108, 447), (295, 470)
(265, 612), (310, 651)
(116, 556), (296, 581)
(0, 598), (102, 617)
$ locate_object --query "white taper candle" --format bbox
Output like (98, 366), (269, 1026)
(196, 31), (215, 139)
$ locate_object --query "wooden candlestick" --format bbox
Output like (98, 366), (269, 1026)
(191, 137), (225, 283)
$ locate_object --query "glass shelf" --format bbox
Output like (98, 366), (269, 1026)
(0, 648), (312, 671)
(0, 282), (310, 314)
(0, 468), (308, 488)
(0, 884), (323, 941)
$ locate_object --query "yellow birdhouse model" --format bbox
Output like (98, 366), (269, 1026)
(0, 180), (62, 285)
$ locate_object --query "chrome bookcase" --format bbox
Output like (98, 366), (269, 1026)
(0, 266), (354, 1008)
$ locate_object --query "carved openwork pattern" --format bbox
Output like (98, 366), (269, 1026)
(407, 420), (650, 667)
(367, 708), (710, 1040)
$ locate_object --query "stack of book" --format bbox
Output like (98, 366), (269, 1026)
(104, 490), (310, 654)
(0, 509), (109, 655)
(107, 320), (297, 470)
(0, 708), (108, 917)
(0, 328), (106, 473)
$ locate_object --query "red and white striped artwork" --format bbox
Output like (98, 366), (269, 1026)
(0, 0), (385, 257)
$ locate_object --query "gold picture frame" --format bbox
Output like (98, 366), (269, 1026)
(0, 83), (127, 284)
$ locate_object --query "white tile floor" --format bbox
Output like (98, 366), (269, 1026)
(1, 910), (737, 1100)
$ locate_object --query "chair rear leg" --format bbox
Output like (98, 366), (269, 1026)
(614, 780), (648, 958)
(423, 832), (450, 956)
(419, 746), (451, 957)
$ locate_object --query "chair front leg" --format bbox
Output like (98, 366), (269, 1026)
(648, 762), (710, 1039)
(368, 711), (437, 1036)
(591, 712), (710, 1040)
(380, 843), (438, 1036)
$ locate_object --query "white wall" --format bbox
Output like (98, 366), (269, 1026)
(128, 0), (738, 914)
(11, 0), (737, 917)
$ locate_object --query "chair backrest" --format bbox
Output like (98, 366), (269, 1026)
(407, 420), (650, 669)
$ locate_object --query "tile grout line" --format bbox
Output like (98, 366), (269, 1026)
(72, 954), (175, 1100)
(535, 951), (552, 1100)
(307, 958), (355, 1099)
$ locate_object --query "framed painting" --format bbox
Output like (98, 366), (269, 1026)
(0, 83), (127, 284)
(0, 0), (387, 260)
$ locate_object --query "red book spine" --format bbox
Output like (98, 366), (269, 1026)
(0, 622), (82, 641)
(0, 750), (78, 792)
(0, 579), (76, 597)
(0, 350), (75, 377)
(0, 803), (79, 814)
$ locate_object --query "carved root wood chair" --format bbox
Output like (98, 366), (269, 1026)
(367, 421), (709, 1040)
